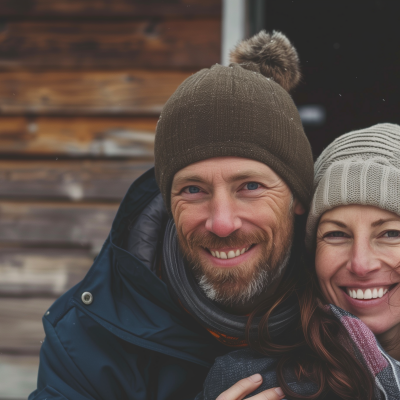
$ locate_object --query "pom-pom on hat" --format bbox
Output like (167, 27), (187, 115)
(230, 30), (301, 92)
(305, 123), (400, 251)
(155, 30), (313, 212)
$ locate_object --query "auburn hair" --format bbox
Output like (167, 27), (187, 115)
(246, 234), (375, 399)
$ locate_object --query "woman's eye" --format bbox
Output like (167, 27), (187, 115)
(245, 182), (260, 190)
(384, 230), (400, 238)
(326, 231), (347, 238)
(184, 186), (200, 194)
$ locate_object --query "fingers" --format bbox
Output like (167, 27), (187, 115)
(249, 386), (286, 400)
(215, 374), (286, 400)
(216, 374), (263, 400)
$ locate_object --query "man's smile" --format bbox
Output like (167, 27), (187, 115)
(198, 244), (261, 269)
(205, 246), (252, 259)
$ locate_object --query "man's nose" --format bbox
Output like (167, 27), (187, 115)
(347, 238), (381, 277)
(205, 193), (242, 238)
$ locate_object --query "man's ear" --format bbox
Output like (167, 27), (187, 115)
(293, 198), (306, 215)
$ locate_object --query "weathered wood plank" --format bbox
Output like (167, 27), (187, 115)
(0, 20), (220, 70)
(0, 117), (156, 157)
(0, 298), (52, 354)
(0, 70), (191, 116)
(0, 0), (221, 17)
(0, 355), (39, 399)
(0, 201), (118, 252)
(0, 160), (152, 200)
(0, 247), (93, 297)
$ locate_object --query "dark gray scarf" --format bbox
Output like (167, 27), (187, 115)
(162, 218), (299, 344)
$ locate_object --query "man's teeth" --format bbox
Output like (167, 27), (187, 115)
(210, 248), (249, 259)
(347, 287), (388, 299)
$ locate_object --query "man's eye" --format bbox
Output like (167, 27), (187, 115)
(184, 186), (200, 194)
(384, 230), (400, 238)
(245, 182), (260, 190)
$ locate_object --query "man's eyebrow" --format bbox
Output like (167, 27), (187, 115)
(173, 170), (269, 187)
(226, 171), (266, 183)
(319, 219), (348, 229)
(371, 218), (400, 227)
(172, 175), (205, 187)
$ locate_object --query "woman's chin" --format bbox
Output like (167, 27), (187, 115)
(351, 313), (396, 336)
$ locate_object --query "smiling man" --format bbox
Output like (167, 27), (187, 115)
(30, 31), (313, 400)
(170, 157), (303, 315)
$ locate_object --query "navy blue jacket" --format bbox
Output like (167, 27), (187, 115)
(29, 169), (227, 400)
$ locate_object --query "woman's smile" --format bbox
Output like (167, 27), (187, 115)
(316, 205), (400, 336)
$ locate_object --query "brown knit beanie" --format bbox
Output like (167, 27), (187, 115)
(155, 31), (314, 211)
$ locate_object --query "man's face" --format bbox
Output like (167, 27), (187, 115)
(170, 157), (305, 306)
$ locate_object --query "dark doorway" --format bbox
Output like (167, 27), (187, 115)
(262, 0), (400, 158)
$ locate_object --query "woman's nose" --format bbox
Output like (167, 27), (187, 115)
(205, 193), (242, 238)
(347, 239), (381, 276)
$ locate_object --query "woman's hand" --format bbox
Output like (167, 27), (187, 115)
(216, 374), (286, 400)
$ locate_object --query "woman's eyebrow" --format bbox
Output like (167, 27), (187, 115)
(319, 220), (347, 228)
(371, 218), (400, 227)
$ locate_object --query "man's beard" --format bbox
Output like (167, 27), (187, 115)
(176, 214), (295, 307)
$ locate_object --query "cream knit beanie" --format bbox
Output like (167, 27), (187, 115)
(306, 123), (400, 251)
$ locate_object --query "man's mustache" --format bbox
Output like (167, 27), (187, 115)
(184, 229), (270, 252)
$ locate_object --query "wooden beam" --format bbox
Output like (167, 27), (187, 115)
(0, 0), (221, 18)
(0, 70), (191, 116)
(0, 247), (93, 297)
(0, 201), (118, 252)
(0, 117), (156, 157)
(0, 159), (153, 201)
(0, 20), (220, 70)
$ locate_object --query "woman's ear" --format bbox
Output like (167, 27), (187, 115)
(293, 198), (306, 215)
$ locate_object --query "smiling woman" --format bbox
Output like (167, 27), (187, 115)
(315, 205), (400, 341)
(198, 124), (400, 400)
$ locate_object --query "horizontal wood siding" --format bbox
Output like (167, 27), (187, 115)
(0, 70), (191, 115)
(0, 201), (118, 250)
(0, 1), (221, 398)
(0, 20), (220, 70)
(0, 298), (54, 353)
(0, 0), (221, 17)
(0, 160), (153, 200)
(0, 117), (157, 157)
(0, 248), (93, 297)
(0, 355), (40, 399)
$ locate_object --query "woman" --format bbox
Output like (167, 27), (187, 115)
(198, 123), (400, 400)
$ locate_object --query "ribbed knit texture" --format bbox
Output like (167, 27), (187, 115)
(306, 123), (400, 250)
(154, 62), (314, 211)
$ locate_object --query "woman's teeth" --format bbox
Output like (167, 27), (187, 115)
(347, 287), (388, 300)
(210, 247), (249, 259)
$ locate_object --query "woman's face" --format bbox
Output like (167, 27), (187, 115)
(316, 205), (400, 336)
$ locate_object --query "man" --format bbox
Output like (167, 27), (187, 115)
(29, 31), (313, 400)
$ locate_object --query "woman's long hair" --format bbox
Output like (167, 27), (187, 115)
(246, 218), (375, 399)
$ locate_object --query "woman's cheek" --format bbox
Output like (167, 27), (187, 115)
(315, 245), (337, 301)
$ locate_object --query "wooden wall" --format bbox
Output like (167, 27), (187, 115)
(0, 1), (221, 398)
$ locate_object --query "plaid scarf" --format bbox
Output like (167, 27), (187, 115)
(329, 304), (400, 400)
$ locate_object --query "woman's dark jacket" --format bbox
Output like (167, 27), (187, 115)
(28, 169), (228, 400)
